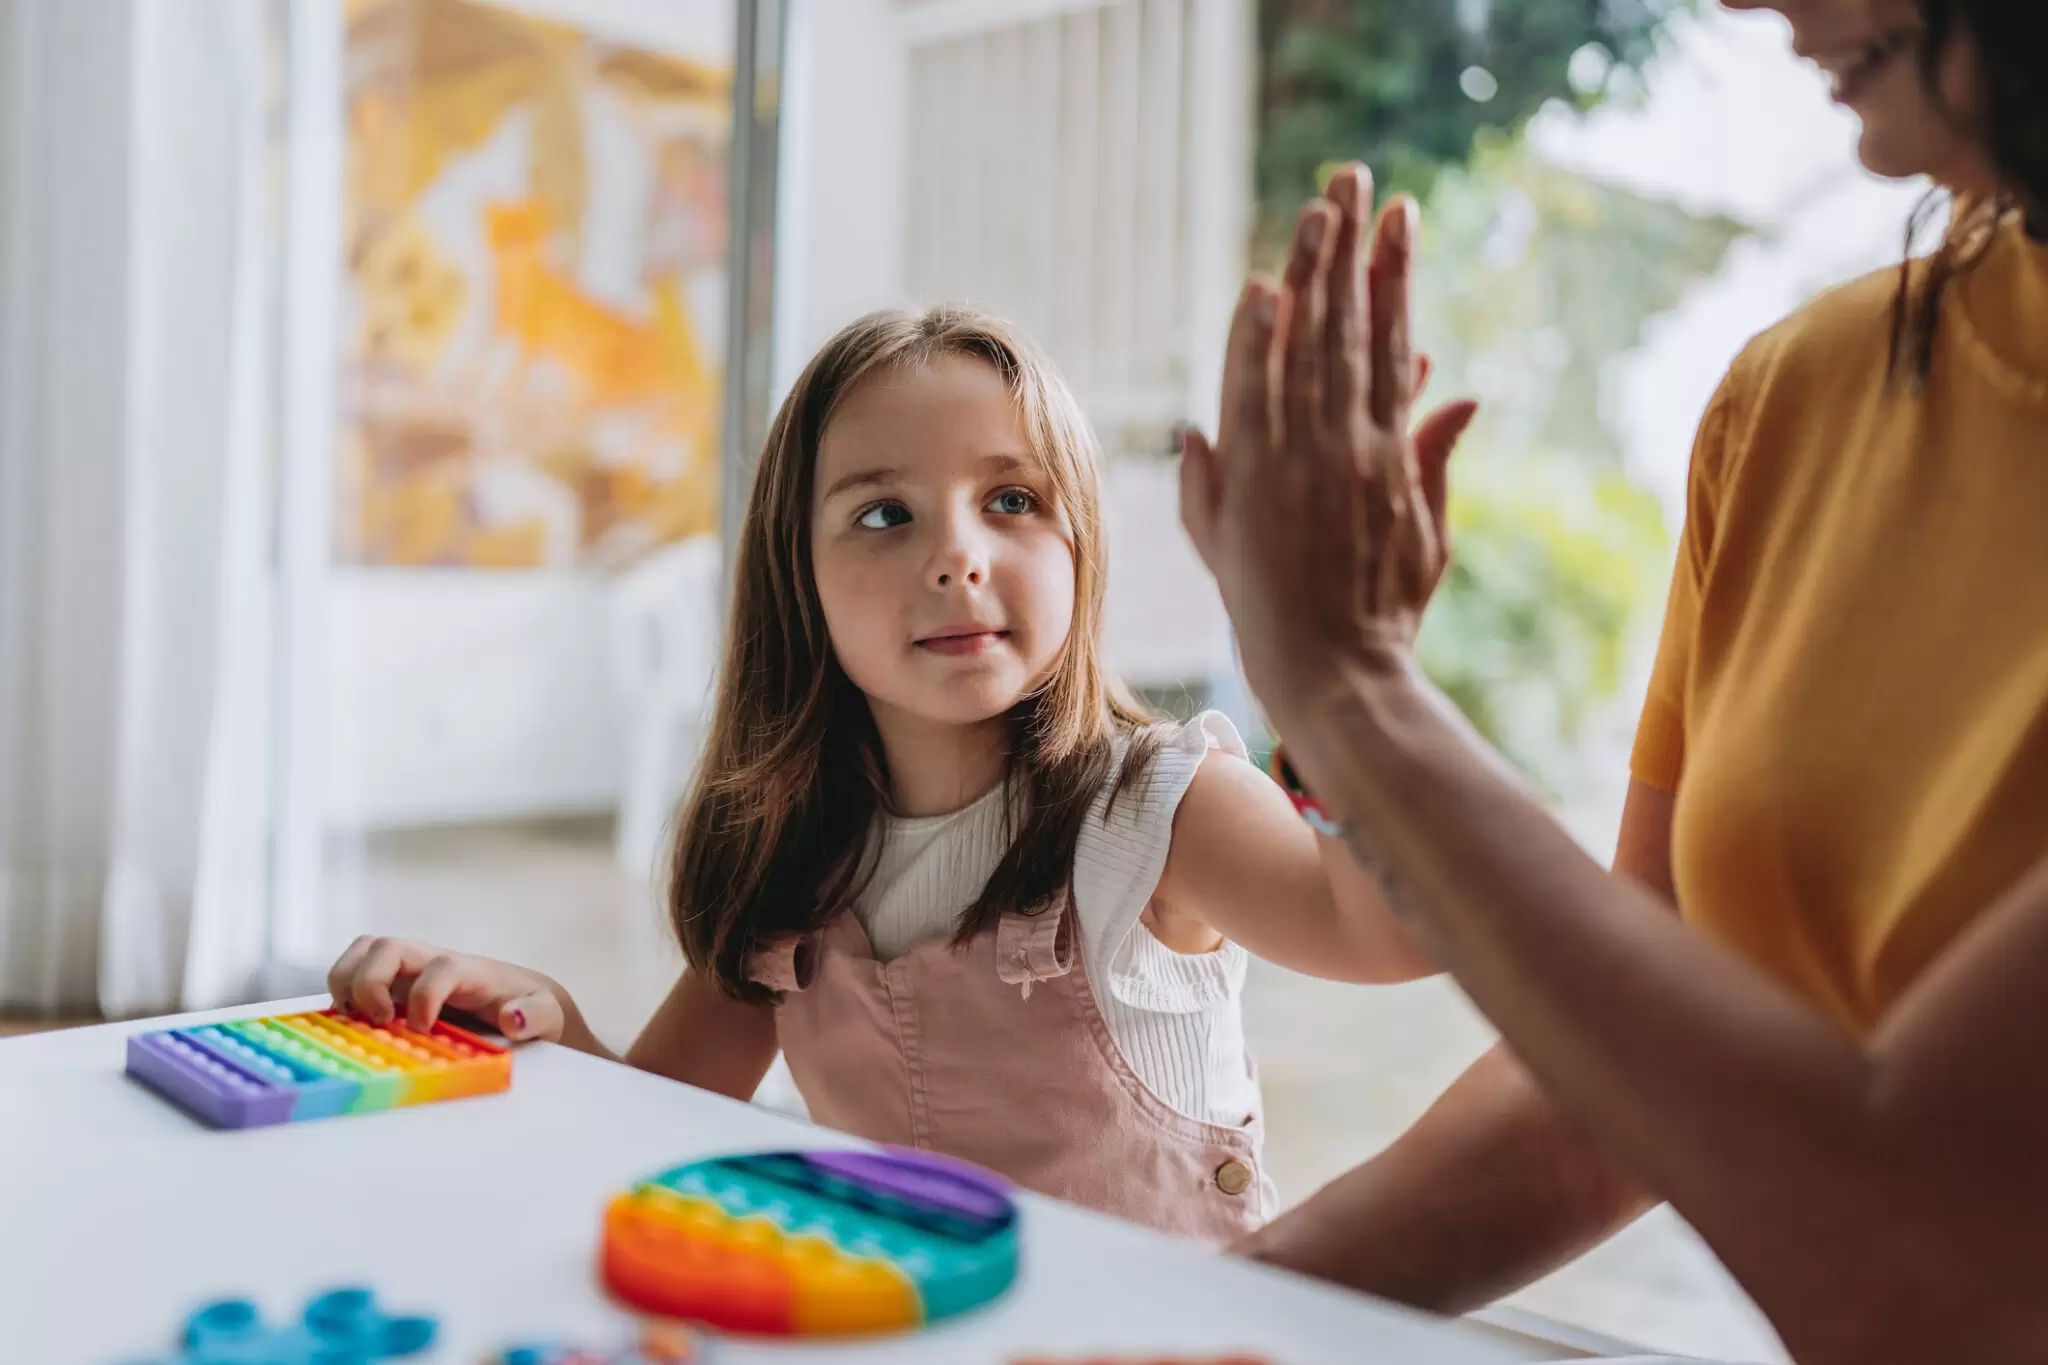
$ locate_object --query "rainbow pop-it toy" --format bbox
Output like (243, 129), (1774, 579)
(600, 1149), (1020, 1337)
(125, 1009), (510, 1129)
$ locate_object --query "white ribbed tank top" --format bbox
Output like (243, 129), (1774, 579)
(853, 713), (1261, 1130)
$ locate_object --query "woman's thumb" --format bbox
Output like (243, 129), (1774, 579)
(1178, 425), (1221, 568)
(1413, 399), (1479, 529)
(497, 991), (564, 1043)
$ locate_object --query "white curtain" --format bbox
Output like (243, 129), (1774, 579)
(0, 0), (274, 1017)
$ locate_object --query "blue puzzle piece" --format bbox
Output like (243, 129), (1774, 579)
(114, 1287), (435, 1365)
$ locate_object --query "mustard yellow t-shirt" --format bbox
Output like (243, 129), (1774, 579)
(1632, 206), (2048, 1037)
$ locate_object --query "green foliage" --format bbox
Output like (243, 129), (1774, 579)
(1414, 140), (1749, 466)
(1247, 1), (1747, 792)
(1256, 0), (1696, 254)
(1418, 449), (1670, 790)
(1394, 141), (1744, 781)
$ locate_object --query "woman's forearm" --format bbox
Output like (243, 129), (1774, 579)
(1241, 1042), (1653, 1311)
(1282, 657), (1970, 1350)
(1316, 829), (1441, 982)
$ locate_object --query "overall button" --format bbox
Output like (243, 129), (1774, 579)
(1214, 1159), (1253, 1196)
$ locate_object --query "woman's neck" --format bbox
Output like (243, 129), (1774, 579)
(868, 704), (1010, 818)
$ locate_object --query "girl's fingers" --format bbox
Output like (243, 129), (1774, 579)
(347, 937), (430, 1025)
(327, 935), (377, 1009)
(404, 954), (473, 1033)
(1367, 198), (1419, 431)
(498, 991), (564, 1043)
(1322, 165), (1372, 433)
(1281, 203), (1336, 461)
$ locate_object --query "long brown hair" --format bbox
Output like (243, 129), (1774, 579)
(668, 307), (1161, 1001)
(1888, 0), (2047, 384)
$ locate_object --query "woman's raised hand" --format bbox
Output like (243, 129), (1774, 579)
(1179, 163), (1478, 730)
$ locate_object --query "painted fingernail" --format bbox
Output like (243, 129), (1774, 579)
(1302, 211), (1326, 249)
(506, 1007), (527, 1036)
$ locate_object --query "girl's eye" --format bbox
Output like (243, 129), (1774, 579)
(988, 488), (1038, 516)
(855, 501), (911, 531)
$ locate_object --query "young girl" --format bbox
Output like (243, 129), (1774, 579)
(329, 307), (1436, 1241)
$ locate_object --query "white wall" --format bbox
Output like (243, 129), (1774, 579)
(333, 0), (1244, 831)
(773, 0), (913, 397)
(322, 574), (625, 830)
(773, 0), (1241, 692)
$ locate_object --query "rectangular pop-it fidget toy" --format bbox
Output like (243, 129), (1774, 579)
(125, 1009), (510, 1129)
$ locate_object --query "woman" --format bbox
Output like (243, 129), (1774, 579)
(1178, 1), (2047, 1361)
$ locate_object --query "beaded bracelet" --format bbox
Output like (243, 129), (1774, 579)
(1268, 743), (1343, 838)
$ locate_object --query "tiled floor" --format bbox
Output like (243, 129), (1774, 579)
(325, 819), (1787, 1363)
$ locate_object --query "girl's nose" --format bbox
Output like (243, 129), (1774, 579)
(929, 517), (989, 589)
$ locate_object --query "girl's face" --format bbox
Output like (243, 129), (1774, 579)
(1724, 0), (2000, 197)
(810, 354), (1077, 735)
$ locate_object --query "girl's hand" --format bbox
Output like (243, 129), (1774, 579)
(1180, 163), (1477, 730)
(326, 936), (566, 1043)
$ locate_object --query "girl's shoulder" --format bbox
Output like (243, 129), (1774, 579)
(1114, 709), (1246, 772)
(1074, 711), (1247, 962)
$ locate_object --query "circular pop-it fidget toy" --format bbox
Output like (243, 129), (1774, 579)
(600, 1149), (1020, 1337)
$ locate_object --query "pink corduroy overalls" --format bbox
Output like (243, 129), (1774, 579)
(748, 890), (1277, 1243)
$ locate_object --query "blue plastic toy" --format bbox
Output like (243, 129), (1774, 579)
(490, 1322), (703, 1364)
(115, 1286), (436, 1365)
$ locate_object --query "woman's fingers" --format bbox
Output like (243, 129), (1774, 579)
(1322, 165), (1372, 434)
(1178, 426), (1219, 569)
(1281, 202), (1337, 461)
(1367, 197), (1419, 431)
(1218, 280), (1278, 479)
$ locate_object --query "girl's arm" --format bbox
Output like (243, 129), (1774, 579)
(624, 968), (781, 1101)
(329, 936), (779, 1101)
(1150, 747), (1438, 983)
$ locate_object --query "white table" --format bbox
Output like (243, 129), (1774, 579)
(1, 998), (1531, 1365)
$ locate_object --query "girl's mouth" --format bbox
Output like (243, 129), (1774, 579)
(916, 631), (1008, 657)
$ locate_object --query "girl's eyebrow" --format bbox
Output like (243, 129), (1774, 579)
(821, 453), (1034, 503)
(820, 466), (901, 501)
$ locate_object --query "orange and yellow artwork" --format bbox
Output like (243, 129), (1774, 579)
(338, 0), (730, 569)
